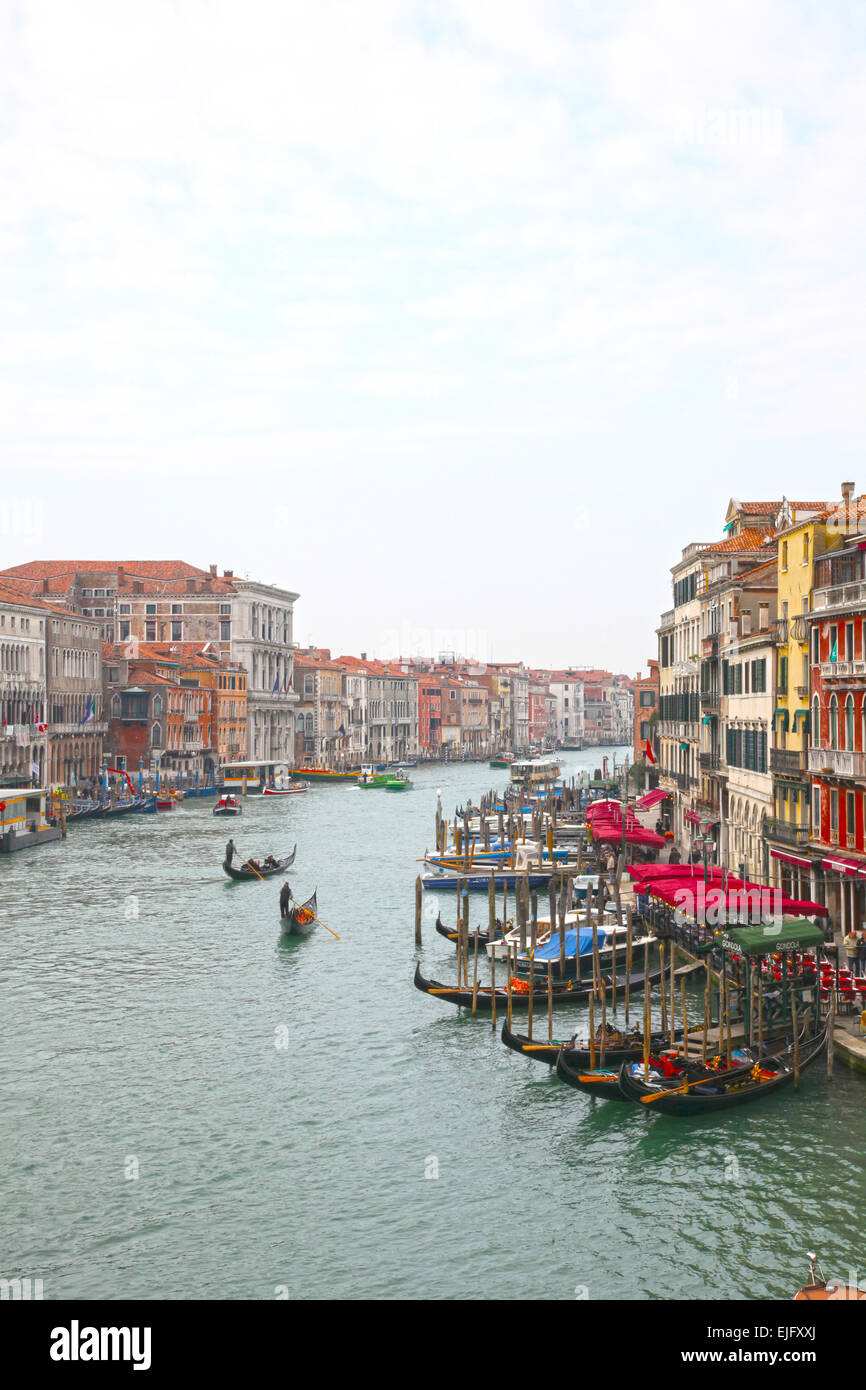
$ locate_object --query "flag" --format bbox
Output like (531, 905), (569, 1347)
(80, 694), (94, 725)
(35, 722), (47, 734)
(830, 636), (838, 663)
(338, 724), (346, 737)
(644, 738), (656, 765)
(273, 673), (280, 693)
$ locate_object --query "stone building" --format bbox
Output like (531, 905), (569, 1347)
(45, 608), (104, 788)
(0, 586), (49, 785)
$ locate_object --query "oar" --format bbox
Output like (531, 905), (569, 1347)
(640, 1060), (753, 1104)
(233, 852), (264, 881)
(309, 913), (341, 941)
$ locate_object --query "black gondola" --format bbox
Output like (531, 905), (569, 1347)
(555, 1047), (749, 1101)
(223, 844), (297, 880)
(499, 1018), (680, 1067)
(282, 889), (318, 936)
(617, 1028), (827, 1115)
(413, 959), (663, 1013)
(434, 912), (503, 949)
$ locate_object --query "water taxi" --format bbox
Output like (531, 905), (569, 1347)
(221, 760), (291, 795)
(358, 765), (389, 788)
(0, 788), (63, 852)
(509, 757), (561, 787)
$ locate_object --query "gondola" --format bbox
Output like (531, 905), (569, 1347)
(555, 1047), (749, 1101)
(434, 913), (503, 950)
(618, 1027), (827, 1115)
(222, 845), (297, 880)
(282, 889), (318, 936)
(413, 959), (663, 1013)
(499, 1018), (680, 1068)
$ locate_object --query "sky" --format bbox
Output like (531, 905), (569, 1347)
(1, 0), (864, 673)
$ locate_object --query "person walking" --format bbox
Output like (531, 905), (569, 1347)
(843, 927), (858, 975)
(279, 882), (292, 918)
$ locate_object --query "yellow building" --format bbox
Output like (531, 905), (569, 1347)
(767, 503), (841, 895)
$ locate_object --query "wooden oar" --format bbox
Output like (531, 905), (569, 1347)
(309, 913), (341, 940)
(640, 1060), (753, 1104)
(233, 852), (264, 881)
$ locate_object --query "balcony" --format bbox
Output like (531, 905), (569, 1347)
(773, 618), (788, 644)
(808, 746), (866, 778)
(812, 580), (866, 614)
(790, 616), (808, 642)
(770, 747), (806, 775)
(659, 609), (675, 631)
(700, 690), (720, 711)
(819, 660), (866, 681)
(673, 658), (700, 676)
(765, 817), (810, 847)
(701, 634), (719, 656)
(699, 752), (721, 770)
(795, 685), (809, 698)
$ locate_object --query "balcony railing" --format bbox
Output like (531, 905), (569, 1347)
(795, 685), (809, 698)
(808, 746), (866, 778)
(819, 660), (866, 680)
(700, 690), (720, 711)
(765, 817), (810, 847)
(699, 752), (720, 770)
(774, 618), (788, 643)
(790, 616), (808, 642)
(770, 747), (806, 775)
(813, 580), (866, 613)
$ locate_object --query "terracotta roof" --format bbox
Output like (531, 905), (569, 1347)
(737, 501), (825, 514)
(703, 529), (776, 554)
(0, 560), (209, 581)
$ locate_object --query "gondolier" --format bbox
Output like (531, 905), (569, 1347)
(226, 838), (236, 866)
(279, 881), (293, 918)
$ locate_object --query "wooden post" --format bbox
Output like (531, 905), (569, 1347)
(758, 970), (764, 1059)
(659, 941), (667, 1037)
(724, 959), (732, 1066)
(490, 927), (496, 1029)
(680, 979), (688, 1062)
(610, 926), (616, 1022)
(547, 962), (553, 1042)
(528, 954), (535, 1040)
(472, 928), (479, 1017)
(462, 890), (470, 987)
(791, 976), (799, 1089)
(642, 981), (650, 1081)
(827, 983), (835, 1079)
(558, 871), (567, 981)
(506, 947), (513, 1031)
(669, 942), (675, 1049)
(614, 851), (624, 927)
(591, 915), (600, 1000)
(625, 906), (633, 1027)
(589, 993), (596, 1069)
(600, 986), (607, 1065)
(488, 872), (496, 942)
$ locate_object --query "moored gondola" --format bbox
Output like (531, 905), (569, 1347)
(434, 913), (503, 950)
(223, 844), (297, 880)
(618, 1027), (827, 1115)
(499, 1018), (679, 1067)
(414, 959), (663, 1012)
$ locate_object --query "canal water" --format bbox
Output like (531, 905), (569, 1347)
(1, 747), (862, 1301)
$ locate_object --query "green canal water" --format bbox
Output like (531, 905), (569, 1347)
(1, 748), (863, 1301)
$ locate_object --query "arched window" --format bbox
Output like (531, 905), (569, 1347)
(112, 694), (121, 718)
(153, 695), (163, 717)
(152, 722), (162, 748)
(305, 713), (313, 734)
(812, 695), (820, 747)
(830, 695), (839, 749)
(846, 694), (855, 750)
(296, 714), (304, 731)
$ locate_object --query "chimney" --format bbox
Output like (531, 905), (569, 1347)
(209, 564), (217, 577)
(186, 578), (196, 592)
(223, 569), (233, 579)
(42, 578), (49, 594)
(361, 652), (366, 661)
(842, 481), (855, 505)
(117, 566), (125, 587)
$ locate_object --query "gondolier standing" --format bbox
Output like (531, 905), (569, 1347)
(279, 881), (293, 918)
(226, 838), (236, 867)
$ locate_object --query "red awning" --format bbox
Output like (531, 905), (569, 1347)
(770, 848), (812, 869)
(635, 789), (668, 810)
(684, 810), (720, 828)
(822, 853), (866, 879)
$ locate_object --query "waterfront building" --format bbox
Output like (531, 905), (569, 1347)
(0, 586), (49, 786)
(807, 485), (866, 934)
(658, 542), (712, 851)
(365, 661), (418, 764)
(632, 659), (659, 781)
(416, 675), (443, 758)
(0, 561), (299, 768)
(45, 607), (104, 788)
(292, 649), (352, 767)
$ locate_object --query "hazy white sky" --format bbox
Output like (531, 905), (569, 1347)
(1, 1), (864, 672)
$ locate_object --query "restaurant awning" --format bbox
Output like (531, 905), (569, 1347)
(719, 922), (827, 954)
(822, 853), (866, 879)
(684, 810), (719, 827)
(635, 789), (668, 810)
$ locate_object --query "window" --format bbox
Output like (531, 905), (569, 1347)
(782, 541), (788, 570)
(847, 791), (856, 840)
(220, 621), (231, 641)
(119, 604), (130, 614)
(171, 621), (182, 641)
(830, 789), (838, 832)
(220, 603), (231, 615)
(830, 694), (839, 748)
(639, 690), (655, 706)
(152, 722), (162, 748)
(813, 786), (821, 831)
(846, 694), (855, 750)
(829, 625), (838, 661)
(153, 696), (163, 717)
(803, 533), (810, 564)
(171, 604), (182, 615)
(846, 623), (855, 661)
(145, 603), (156, 615)
(145, 621), (156, 641)
(119, 621), (130, 641)
(812, 695), (820, 746)
(304, 675), (314, 696)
